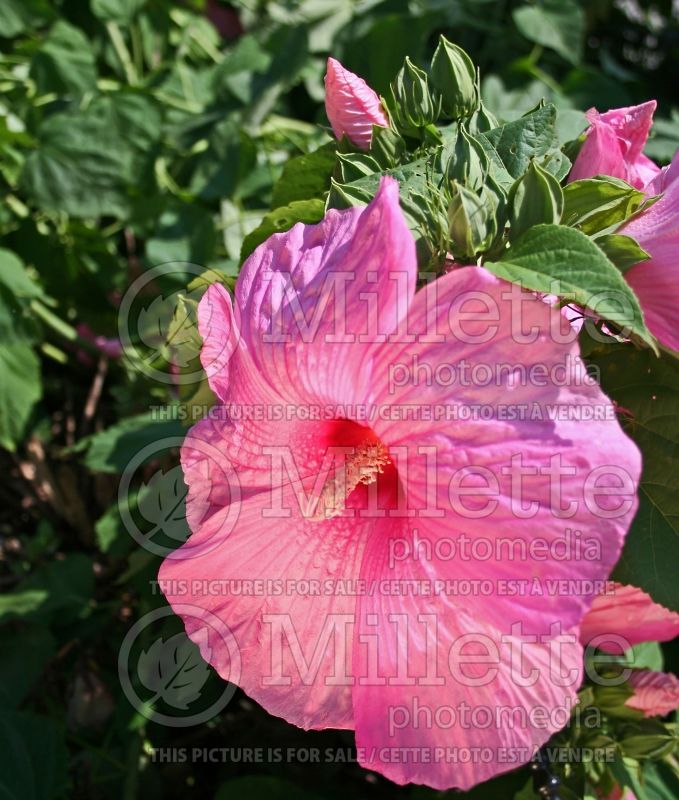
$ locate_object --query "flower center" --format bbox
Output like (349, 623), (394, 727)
(308, 420), (394, 520)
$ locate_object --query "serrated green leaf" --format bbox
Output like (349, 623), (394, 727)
(482, 104), (559, 180)
(486, 224), (655, 348)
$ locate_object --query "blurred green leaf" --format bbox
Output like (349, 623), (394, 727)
(513, 0), (585, 65)
(21, 93), (161, 219)
(91, 0), (147, 23)
(146, 204), (217, 266)
(0, 343), (41, 451)
(78, 413), (183, 473)
(215, 776), (324, 800)
(0, 590), (48, 622)
(0, 0), (55, 38)
(0, 710), (68, 800)
(592, 346), (679, 612)
(30, 21), (98, 97)
(0, 626), (55, 708)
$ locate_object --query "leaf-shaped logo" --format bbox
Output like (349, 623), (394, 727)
(136, 292), (182, 353)
(137, 629), (212, 710)
(136, 464), (190, 544)
(163, 290), (204, 369)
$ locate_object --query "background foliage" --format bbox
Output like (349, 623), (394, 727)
(1, 1), (679, 799)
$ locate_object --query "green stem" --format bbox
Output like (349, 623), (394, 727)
(30, 300), (99, 354)
(106, 22), (138, 85)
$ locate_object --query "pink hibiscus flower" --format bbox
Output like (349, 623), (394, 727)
(580, 581), (679, 654)
(625, 670), (679, 717)
(324, 57), (389, 150)
(159, 178), (641, 789)
(621, 150), (679, 352)
(569, 101), (660, 190)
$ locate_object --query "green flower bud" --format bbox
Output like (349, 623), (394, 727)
(448, 181), (497, 259)
(445, 127), (489, 192)
(508, 160), (564, 241)
(430, 36), (479, 120)
(390, 57), (440, 135)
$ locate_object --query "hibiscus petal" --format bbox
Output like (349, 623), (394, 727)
(569, 101), (659, 189)
(230, 176), (416, 408)
(368, 267), (641, 636)
(622, 149), (679, 351)
(159, 479), (373, 730)
(580, 582), (679, 653)
(352, 519), (583, 789)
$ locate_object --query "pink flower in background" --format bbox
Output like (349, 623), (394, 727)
(159, 178), (641, 790)
(625, 670), (679, 717)
(569, 101), (660, 189)
(324, 57), (389, 150)
(76, 323), (123, 362)
(621, 150), (679, 352)
(580, 582), (679, 653)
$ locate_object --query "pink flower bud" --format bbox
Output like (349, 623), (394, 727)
(324, 57), (389, 150)
(625, 670), (679, 717)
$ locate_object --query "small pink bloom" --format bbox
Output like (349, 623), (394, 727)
(625, 670), (679, 717)
(159, 178), (641, 790)
(580, 582), (679, 653)
(76, 323), (123, 360)
(324, 57), (388, 150)
(621, 149), (679, 351)
(603, 787), (636, 800)
(569, 101), (660, 189)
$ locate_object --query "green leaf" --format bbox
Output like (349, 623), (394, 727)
(0, 627), (55, 708)
(486, 224), (655, 348)
(21, 93), (161, 219)
(0, 711), (68, 800)
(271, 142), (337, 207)
(513, 0), (585, 65)
(0, 249), (44, 301)
(627, 642), (663, 671)
(146, 204), (216, 266)
(595, 233), (650, 274)
(0, 0), (55, 38)
(0, 590), (48, 622)
(91, 0), (147, 23)
(215, 777), (324, 800)
(78, 413), (183, 474)
(18, 554), (94, 623)
(240, 199), (326, 262)
(30, 21), (98, 97)
(481, 103), (559, 180)
(591, 346), (679, 612)
(0, 343), (41, 451)
(562, 176), (648, 235)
